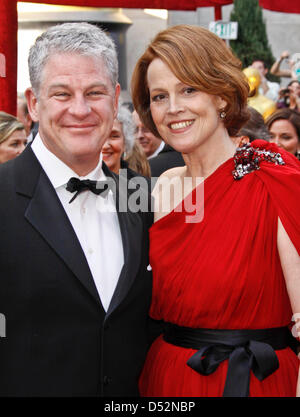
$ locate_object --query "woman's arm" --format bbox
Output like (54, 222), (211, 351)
(277, 218), (300, 396)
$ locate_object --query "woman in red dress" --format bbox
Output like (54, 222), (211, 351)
(131, 25), (300, 397)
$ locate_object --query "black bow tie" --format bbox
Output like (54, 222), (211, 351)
(66, 177), (110, 203)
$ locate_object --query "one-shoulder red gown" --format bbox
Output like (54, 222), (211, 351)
(140, 140), (300, 397)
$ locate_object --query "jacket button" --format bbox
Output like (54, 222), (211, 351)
(103, 376), (112, 385)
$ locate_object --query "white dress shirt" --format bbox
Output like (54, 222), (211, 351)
(31, 134), (124, 311)
(259, 80), (280, 102)
(147, 140), (165, 160)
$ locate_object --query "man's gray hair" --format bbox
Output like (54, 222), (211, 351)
(28, 22), (118, 96)
(116, 104), (135, 154)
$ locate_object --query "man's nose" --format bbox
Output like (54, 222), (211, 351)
(68, 96), (91, 118)
(136, 126), (144, 140)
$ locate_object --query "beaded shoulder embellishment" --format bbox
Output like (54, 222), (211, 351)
(232, 143), (285, 180)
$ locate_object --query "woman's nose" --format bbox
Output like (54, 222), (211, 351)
(102, 140), (111, 150)
(270, 135), (279, 145)
(17, 143), (26, 155)
(167, 94), (184, 114)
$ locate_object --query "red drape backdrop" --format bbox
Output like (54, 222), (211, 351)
(0, 0), (300, 115)
(0, 0), (17, 115)
(18, 1), (233, 10)
(19, 0), (300, 13)
(259, 0), (300, 14)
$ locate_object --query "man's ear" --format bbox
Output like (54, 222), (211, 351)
(24, 87), (39, 123)
(113, 83), (121, 118)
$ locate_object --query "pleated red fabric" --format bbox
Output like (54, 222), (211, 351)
(139, 140), (300, 397)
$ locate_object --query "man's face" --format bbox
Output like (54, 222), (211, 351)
(252, 61), (267, 80)
(132, 110), (162, 158)
(17, 99), (32, 136)
(26, 53), (120, 175)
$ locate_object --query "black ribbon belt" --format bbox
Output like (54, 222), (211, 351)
(163, 322), (289, 397)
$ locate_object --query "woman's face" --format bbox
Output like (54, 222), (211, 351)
(269, 119), (300, 155)
(146, 58), (226, 155)
(0, 129), (27, 163)
(289, 81), (300, 97)
(102, 120), (125, 174)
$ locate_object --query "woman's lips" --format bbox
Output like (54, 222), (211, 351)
(168, 120), (194, 131)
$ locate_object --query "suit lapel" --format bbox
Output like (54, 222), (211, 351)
(103, 164), (143, 317)
(15, 146), (103, 307)
(15, 148), (145, 315)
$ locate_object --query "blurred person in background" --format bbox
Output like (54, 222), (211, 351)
(0, 111), (27, 163)
(270, 51), (298, 80)
(277, 80), (300, 112)
(251, 59), (280, 102)
(266, 108), (300, 161)
(126, 142), (151, 177)
(132, 109), (163, 159)
(132, 109), (184, 178)
(102, 104), (150, 177)
(17, 93), (39, 142)
(232, 106), (271, 145)
(17, 93), (33, 137)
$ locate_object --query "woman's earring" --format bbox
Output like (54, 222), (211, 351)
(220, 110), (226, 120)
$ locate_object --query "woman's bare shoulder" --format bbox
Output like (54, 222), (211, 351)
(157, 166), (186, 181)
(152, 166), (187, 222)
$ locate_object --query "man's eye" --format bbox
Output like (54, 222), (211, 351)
(88, 91), (103, 96)
(54, 92), (69, 97)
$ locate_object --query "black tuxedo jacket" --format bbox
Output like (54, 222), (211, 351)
(149, 144), (185, 178)
(0, 145), (153, 397)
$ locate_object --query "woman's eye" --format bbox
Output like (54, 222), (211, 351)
(184, 87), (196, 94)
(151, 94), (166, 102)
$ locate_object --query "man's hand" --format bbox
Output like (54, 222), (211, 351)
(281, 50), (290, 60)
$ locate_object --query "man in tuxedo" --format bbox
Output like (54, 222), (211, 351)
(0, 22), (153, 396)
